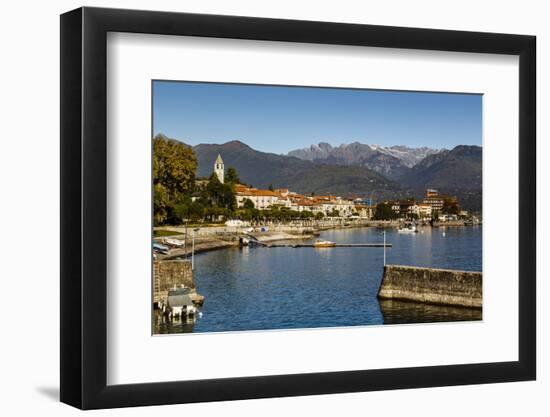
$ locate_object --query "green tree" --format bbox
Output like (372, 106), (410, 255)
(153, 134), (197, 196)
(153, 134), (198, 225)
(268, 184), (274, 191)
(374, 202), (397, 220)
(206, 173), (237, 212)
(315, 212), (325, 220)
(242, 198), (255, 210)
(225, 167), (240, 185)
(442, 198), (460, 215)
(172, 198), (205, 223)
(153, 183), (170, 225)
(328, 209), (340, 217)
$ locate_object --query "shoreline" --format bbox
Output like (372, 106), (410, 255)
(155, 220), (481, 259)
(157, 231), (313, 260)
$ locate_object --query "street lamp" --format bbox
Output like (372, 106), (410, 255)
(380, 230), (387, 267)
(182, 219), (189, 259)
(191, 228), (200, 270)
(384, 230), (387, 266)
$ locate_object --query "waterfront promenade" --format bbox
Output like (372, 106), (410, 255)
(154, 218), (477, 259)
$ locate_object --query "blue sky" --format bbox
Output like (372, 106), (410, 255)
(153, 80), (482, 154)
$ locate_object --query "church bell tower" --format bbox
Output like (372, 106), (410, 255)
(214, 154), (224, 183)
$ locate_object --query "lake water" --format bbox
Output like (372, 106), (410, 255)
(154, 226), (482, 334)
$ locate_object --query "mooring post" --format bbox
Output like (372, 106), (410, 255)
(383, 230), (386, 266)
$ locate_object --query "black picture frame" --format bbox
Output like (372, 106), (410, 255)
(60, 6), (536, 410)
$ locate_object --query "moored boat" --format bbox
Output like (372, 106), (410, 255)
(313, 239), (336, 247)
(397, 223), (418, 234)
(153, 242), (170, 254)
(162, 237), (185, 247)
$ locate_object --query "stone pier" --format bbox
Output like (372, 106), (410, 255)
(378, 265), (482, 308)
(153, 260), (204, 305)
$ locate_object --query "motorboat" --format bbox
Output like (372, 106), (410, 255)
(153, 242), (170, 254)
(313, 239), (336, 247)
(397, 223), (418, 234)
(162, 237), (185, 247)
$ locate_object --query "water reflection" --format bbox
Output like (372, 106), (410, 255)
(154, 314), (196, 334)
(379, 299), (482, 324)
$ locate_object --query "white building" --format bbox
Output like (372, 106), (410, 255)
(236, 188), (281, 210)
(354, 204), (376, 219)
(229, 170), (355, 217)
(409, 204), (433, 218)
(331, 198), (355, 217)
(418, 204), (433, 218)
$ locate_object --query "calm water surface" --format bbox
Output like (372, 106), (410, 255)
(155, 226), (482, 334)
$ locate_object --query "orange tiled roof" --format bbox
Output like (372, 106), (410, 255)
(296, 200), (316, 206)
(237, 189), (279, 197)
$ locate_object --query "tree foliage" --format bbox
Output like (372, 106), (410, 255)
(442, 198), (460, 215)
(374, 202), (398, 220)
(206, 173), (237, 211)
(153, 134), (198, 225)
(153, 134), (197, 196)
(225, 167), (240, 185)
(242, 198), (255, 210)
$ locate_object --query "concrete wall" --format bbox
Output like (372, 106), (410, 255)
(153, 260), (194, 303)
(378, 265), (482, 308)
(432, 220), (466, 227)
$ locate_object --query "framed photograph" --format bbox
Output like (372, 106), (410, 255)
(60, 7), (536, 409)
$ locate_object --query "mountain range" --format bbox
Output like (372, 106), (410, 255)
(287, 142), (441, 180)
(183, 139), (481, 211)
(193, 140), (401, 200)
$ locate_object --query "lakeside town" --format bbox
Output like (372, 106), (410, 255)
(155, 150), (480, 239)
(153, 148), (481, 264)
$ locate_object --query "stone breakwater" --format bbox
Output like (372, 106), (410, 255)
(378, 265), (482, 308)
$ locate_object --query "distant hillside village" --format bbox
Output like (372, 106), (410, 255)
(202, 154), (468, 222)
(153, 135), (470, 226)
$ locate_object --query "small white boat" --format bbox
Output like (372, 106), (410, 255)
(397, 224), (418, 234)
(153, 242), (170, 254)
(313, 239), (336, 247)
(162, 237), (185, 247)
